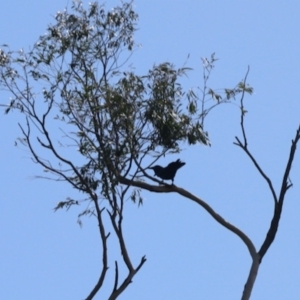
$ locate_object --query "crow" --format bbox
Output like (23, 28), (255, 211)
(149, 159), (186, 184)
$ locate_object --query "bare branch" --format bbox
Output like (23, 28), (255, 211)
(118, 176), (257, 260)
(112, 261), (119, 295)
(234, 137), (278, 204)
(108, 256), (147, 300)
(258, 124), (300, 261)
(85, 206), (110, 300)
(234, 67), (277, 204)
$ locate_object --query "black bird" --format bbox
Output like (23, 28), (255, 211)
(149, 159), (186, 184)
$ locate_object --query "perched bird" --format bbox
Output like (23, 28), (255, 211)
(149, 159), (186, 184)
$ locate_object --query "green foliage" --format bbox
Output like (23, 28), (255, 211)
(0, 1), (251, 210)
(144, 63), (208, 148)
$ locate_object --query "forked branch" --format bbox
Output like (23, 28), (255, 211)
(258, 124), (300, 260)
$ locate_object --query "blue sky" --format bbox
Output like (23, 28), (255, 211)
(1, 1), (300, 299)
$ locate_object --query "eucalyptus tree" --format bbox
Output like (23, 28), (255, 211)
(1, 1), (296, 300)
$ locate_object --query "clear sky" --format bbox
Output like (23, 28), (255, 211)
(1, 1), (300, 299)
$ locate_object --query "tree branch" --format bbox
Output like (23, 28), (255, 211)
(258, 124), (300, 261)
(108, 256), (147, 300)
(234, 137), (278, 204)
(85, 206), (110, 300)
(118, 176), (257, 260)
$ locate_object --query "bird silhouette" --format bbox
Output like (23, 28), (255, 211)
(149, 159), (186, 184)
